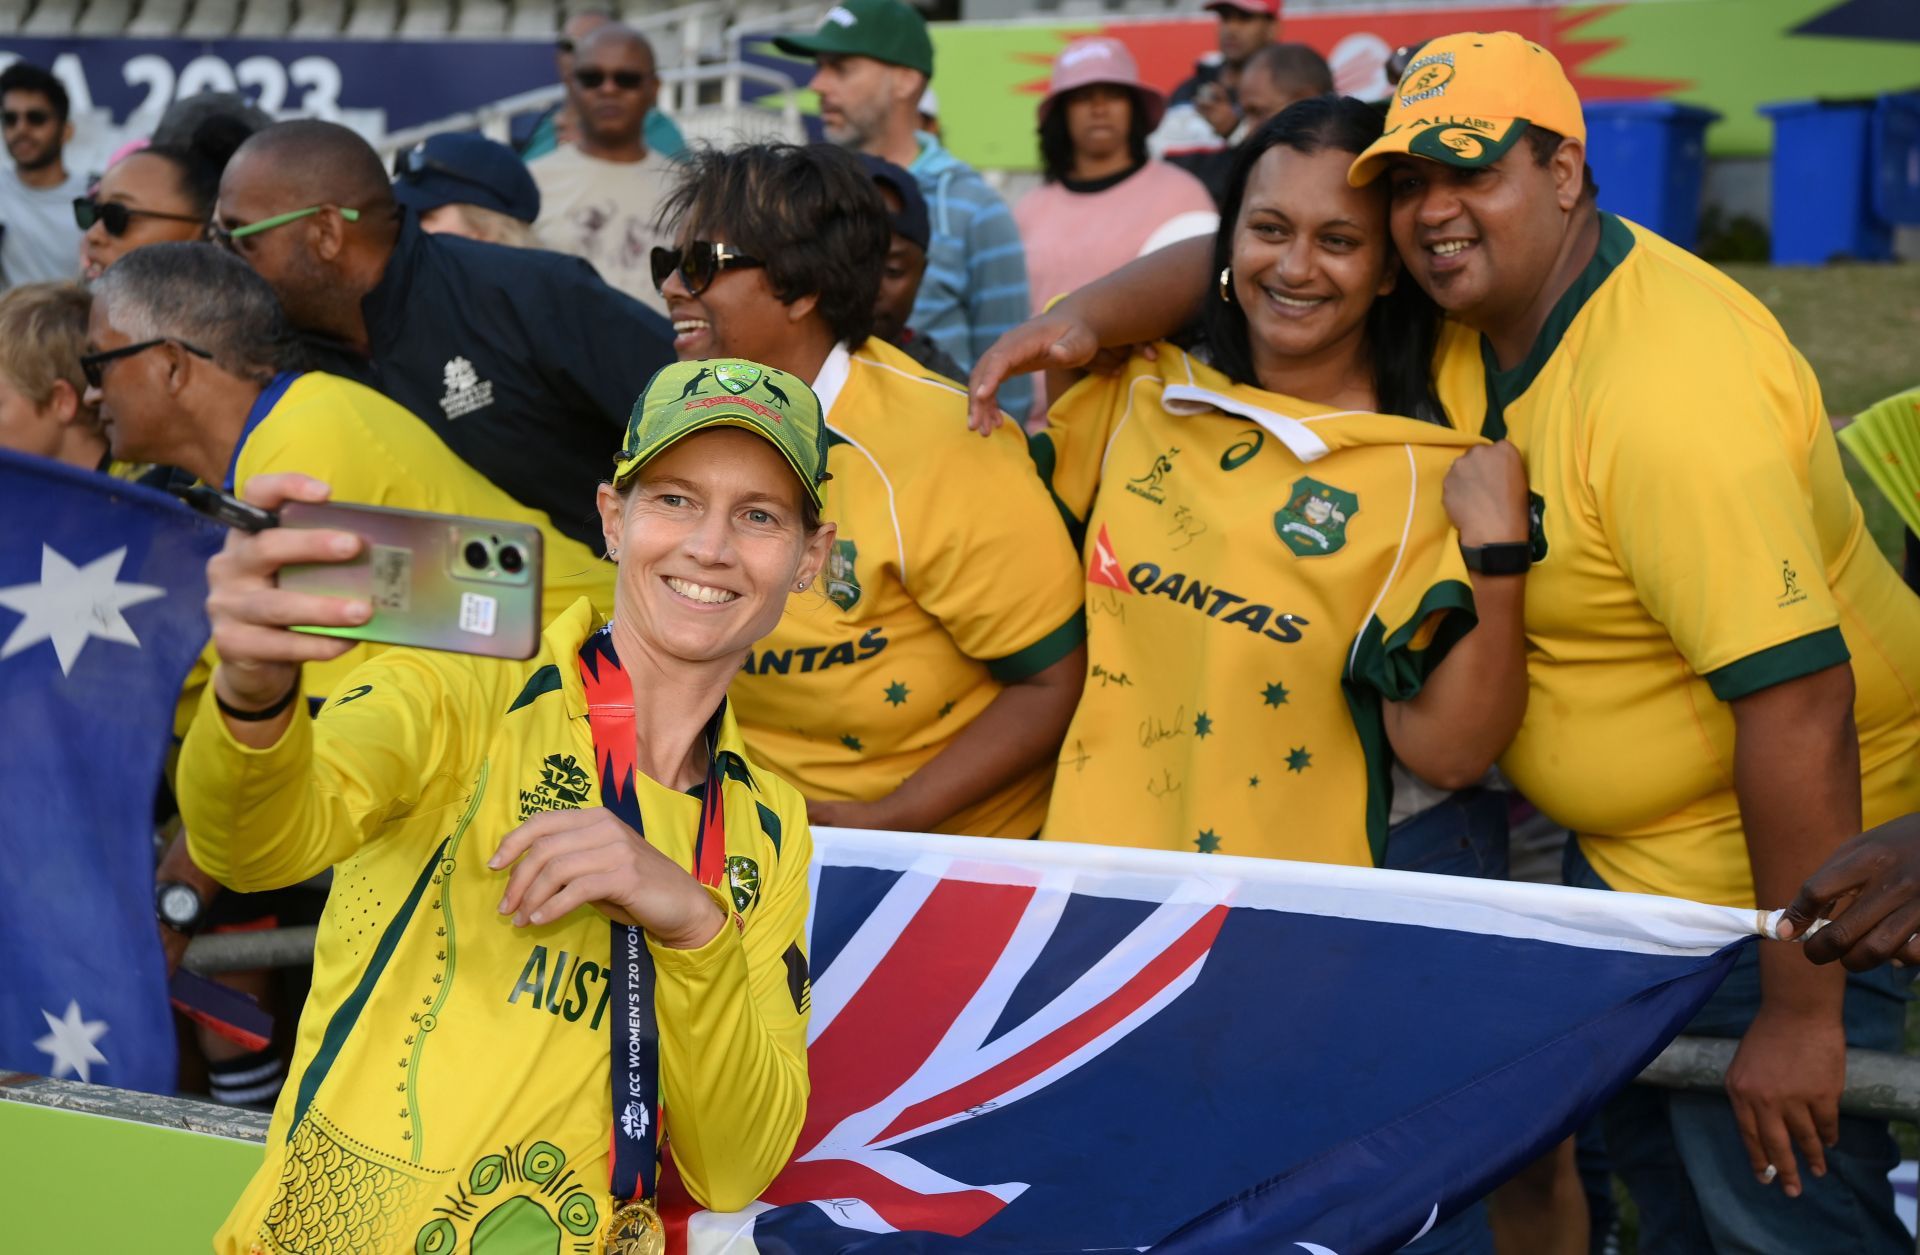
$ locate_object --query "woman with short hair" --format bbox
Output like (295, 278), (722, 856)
(176, 358), (831, 1254)
(657, 142), (1088, 839)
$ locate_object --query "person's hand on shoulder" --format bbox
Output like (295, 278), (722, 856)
(1779, 812), (1920, 970)
(204, 473), (367, 715)
(968, 311), (1103, 435)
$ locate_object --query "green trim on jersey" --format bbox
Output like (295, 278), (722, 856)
(985, 609), (1087, 683)
(1342, 578), (1478, 862)
(1342, 682), (1394, 865)
(1348, 579), (1478, 702)
(1025, 429), (1085, 544)
(407, 759), (487, 1161)
(1480, 213), (1637, 441)
(1704, 626), (1851, 702)
(508, 665), (563, 712)
(289, 834), (452, 1142)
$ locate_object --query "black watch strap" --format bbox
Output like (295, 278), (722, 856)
(1460, 541), (1532, 576)
(156, 880), (207, 934)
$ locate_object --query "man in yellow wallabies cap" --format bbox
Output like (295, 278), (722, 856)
(1355, 31), (1920, 1255)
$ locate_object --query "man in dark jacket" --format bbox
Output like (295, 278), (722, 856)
(214, 119), (673, 549)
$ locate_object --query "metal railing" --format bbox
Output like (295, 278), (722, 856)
(373, 59), (803, 162)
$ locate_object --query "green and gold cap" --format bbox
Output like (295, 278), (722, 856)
(1349, 31), (1586, 186)
(613, 359), (831, 509)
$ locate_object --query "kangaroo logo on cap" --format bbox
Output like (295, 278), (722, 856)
(714, 363), (765, 396)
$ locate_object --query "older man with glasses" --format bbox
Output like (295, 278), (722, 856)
(211, 118), (672, 555)
(0, 62), (87, 288)
(529, 23), (678, 313)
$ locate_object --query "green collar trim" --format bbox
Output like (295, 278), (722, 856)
(1479, 211), (1635, 440)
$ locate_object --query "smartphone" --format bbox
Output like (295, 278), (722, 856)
(277, 500), (543, 660)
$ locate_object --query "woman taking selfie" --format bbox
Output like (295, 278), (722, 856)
(177, 359), (831, 1255)
(976, 96), (1530, 875)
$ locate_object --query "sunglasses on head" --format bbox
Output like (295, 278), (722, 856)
(650, 241), (764, 296)
(73, 196), (205, 237)
(573, 68), (650, 91)
(2, 108), (51, 129)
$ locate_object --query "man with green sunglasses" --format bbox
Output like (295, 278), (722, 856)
(213, 118), (673, 554)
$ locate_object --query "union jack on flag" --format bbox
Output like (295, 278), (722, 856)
(665, 828), (1769, 1254)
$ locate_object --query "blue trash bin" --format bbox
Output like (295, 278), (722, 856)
(1871, 93), (1920, 227)
(1759, 98), (1894, 264)
(1583, 100), (1720, 251)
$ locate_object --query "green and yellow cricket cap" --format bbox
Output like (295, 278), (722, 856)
(1348, 31), (1585, 186)
(612, 359), (831, 509)
(773, 0), (934, 77)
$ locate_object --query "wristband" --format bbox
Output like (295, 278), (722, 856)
(215, 681), (301, 722)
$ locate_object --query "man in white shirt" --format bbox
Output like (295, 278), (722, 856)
(528, 24), (677, 315)
(0, 63), (87, 288)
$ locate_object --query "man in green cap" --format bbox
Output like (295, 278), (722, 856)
(776, 0), (1032, 421)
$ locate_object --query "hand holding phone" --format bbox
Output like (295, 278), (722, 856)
(195, 473), (369, 711)
(182, 474), (544, 665)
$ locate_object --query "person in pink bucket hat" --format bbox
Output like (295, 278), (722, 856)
(1013, 36), (1217, 418)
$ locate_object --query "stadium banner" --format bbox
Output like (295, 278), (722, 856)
(0, 451), (225, 1096)
(0, 825), (1771, 1252)
(4, 0), (1917, 174)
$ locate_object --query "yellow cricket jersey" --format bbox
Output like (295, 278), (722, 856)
(1434, 213), (1920, 907)
(1038, 345), (1485, 863)
(728, 338), (1086, 838)
(177, 599), (812, 1254)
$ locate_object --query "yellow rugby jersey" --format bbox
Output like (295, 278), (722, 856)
(1038, 346), (1484, 863)
(174, 372), (617, 738)
(178, 599), (812, 1254)
(728, 338), (1086, 838)
(1434, 213), (1920, 907)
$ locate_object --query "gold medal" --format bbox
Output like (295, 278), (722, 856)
(605, 1199), (666, 1255)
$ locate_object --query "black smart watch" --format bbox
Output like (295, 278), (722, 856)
(1459, 541), (1532, 576)
(156, 880), (207, 934)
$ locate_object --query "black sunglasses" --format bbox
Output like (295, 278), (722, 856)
(73, 196), (205, 237)
(573, 68), (650, 91)
(2, 108), (51, 129)
(650, 241), (764, 296)
(79, 338), (213, 389)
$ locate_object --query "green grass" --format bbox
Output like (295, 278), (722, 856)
(1717, 262), (1920, 561)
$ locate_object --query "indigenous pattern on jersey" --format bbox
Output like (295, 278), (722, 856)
(729, 338), (1085, 839)
(1434, 213), (1920, 906)
(177, 600), (811, 1254)
(1038, 345), (1484, 864)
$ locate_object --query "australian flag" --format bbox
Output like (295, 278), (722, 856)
(0, 451), (223, 1093)
(667, 828), (1767, 1254)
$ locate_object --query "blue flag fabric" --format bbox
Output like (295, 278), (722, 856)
(0, 451), (223, 1094)
(669, 829), (1765, 1254)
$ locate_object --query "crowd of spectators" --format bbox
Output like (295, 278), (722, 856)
(2, 5), (1918, 1255)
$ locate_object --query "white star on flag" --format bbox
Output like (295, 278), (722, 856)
(33, 1000), (109, 1082)
(0, 544), (165, 676)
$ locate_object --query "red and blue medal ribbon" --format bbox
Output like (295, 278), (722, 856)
(578, 624), (727, 1206)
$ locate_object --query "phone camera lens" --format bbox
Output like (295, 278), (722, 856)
(498, 545), (524, 575)
(464, 540), (490, 570)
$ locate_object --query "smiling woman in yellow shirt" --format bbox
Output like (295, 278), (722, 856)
(177, 359), (831, 1255)
(652, 143), (1087, 839)
(978, 96), (1531, 865)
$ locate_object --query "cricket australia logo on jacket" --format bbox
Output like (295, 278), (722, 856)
(439, 355), (494, 419)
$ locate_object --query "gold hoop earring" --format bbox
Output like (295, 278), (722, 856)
(1218, 267), (1232, 303)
